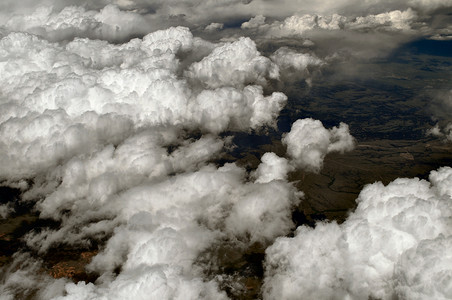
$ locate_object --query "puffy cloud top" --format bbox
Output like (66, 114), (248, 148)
(0, 18), (299, 300)
(282, 118), (355, 172)
(186, 37), (279, 89)
(242, 9), (419, 38)
(273, 47), (322, 68)
(241, 15), (266, 29)
(0, 27), (286, 179)
(280, 13), (346, 34)
(349, 8), (417, 31)
(253, 152), (294, 183)
(14, 156), (301, 299)
(0, 0), (449, 35)
(1, 5), (152, 42)
(1, 1), (452, 299)
(263, 166), (452, 299)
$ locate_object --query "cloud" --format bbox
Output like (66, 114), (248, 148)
(409, 0), (452, 11)
(189, 86), (287, 133)
(348, 8), (417, 32)
(0, 253), (69, 300)
(1, 5), (152, 42)
(427, 123), (452, 142)
(278, 13), (347, 34)
(0, 0), (449, 35)
(18, 154), (301, 299)
(0, 203), (14, 218)
(1, 1), (452, 299)
(263, 166), (452, 299)
(282, 118), (355, 172)
(428, 88), (452, 142)
(205, 22), (224, 32)
(269, 47), (324, 84)
(252, 152), (294, 183)
(394, 235), (452, 299)
(241, 8), (418, 39)
(237, 8), (427, 62)
(0, 0), (252, 31)
(270, 47), (323, 71)
(60, 265), (229, 300)
(0, 27), (288, 180)
(0, 16), (303, 299)
(27, 151), (301, 248)
(185, 37), (280, 89)
(241, 0), (451, 17)
(241, 15), (266, 29)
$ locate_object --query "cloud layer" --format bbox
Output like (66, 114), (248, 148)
(1, 1), (451, 299)
(0, 14), (300, 299)
(0, 27), (287, 180)
(263, 166), (452, 299)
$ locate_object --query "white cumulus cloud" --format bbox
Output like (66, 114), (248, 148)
(0, 17), (302, 299)
(282, 118), (355, 172)
(1, 5), (152, 42)
(263, 166), (452, 299)
(185, 37), (279, 89)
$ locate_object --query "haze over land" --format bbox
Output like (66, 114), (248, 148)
(0, 0), (452, 299)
